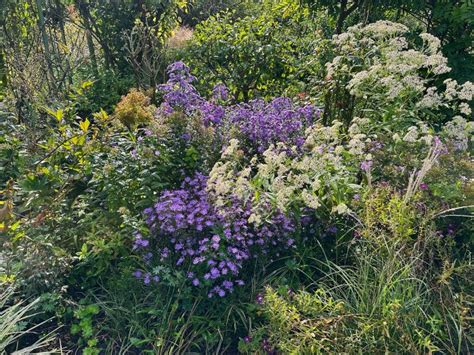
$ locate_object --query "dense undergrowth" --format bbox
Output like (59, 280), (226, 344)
(0, 0), (473, 354)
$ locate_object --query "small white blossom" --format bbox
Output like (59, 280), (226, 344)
(459, 102), (472, 116)
(403, 126), (419, 142)
(332, 203), (349, 215)
(459, 81), (474, 101)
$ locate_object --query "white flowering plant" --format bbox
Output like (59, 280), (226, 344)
(322, 21), (473, 137)
(207, 120), (367, 229)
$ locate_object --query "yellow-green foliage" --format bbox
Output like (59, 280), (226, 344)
(243, 188), (473, 354)
(362, 186), (417, 241)
(261, 287), (346, 353)
(113, 89), (155, 129)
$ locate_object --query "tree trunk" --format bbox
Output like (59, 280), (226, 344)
(76, 0), (99, 76)
(35, 0), (57, 92)
(335, 0), (361, 34)
(56, 0), (73, 87)
(335, 0), (348, 34)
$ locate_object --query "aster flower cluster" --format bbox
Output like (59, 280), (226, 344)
(228, 97), (320, 153)
(157, 62), (320, 153)
(157, 61), (225, 126)
(134, 173), (295, 297)
(158, 61), (202, 114)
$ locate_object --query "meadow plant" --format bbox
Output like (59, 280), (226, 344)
(157, 62), (319, 154)
(134, 173), (295, 297)
(1, 287), (57, 353)
(323, 21), (473, 132)
(240, 186), (473, 354)
(207, 120), (368, 223)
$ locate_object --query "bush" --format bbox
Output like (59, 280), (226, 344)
(321, 21), (473, 129)
(112, 89), (156, 129)
(180, 0), (250, 27)
(183, 0), (333, 100)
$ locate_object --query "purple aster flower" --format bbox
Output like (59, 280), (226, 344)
(360, 159), (373, 172)
(212, 83), (229, 101)
(262, 338), (273, 352)
(161, 247), (170, 258)
(181, 132), (191, 141)
(419, 182), (429, 190)
(210, 267), (220, 279)
(222, 280), (233, 289)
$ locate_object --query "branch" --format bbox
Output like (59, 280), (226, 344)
(34, 133), (84, 166)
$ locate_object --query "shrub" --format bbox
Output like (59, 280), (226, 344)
(112, 89), (156, 129)
(184, 0), (333, 100)
(180, 0), (250, 27)
(75, 68), (135, 118)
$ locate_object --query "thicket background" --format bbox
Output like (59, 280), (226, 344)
(0, 0), (472, 353)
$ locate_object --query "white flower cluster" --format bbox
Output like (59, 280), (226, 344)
(443, 116), (473, 151)
(206, 138), (250, 208)
(416, 79), (473, 121)
(338, 22), (451, 102)
(207, 121), (366, 223)
(325, 20), (473, 139)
